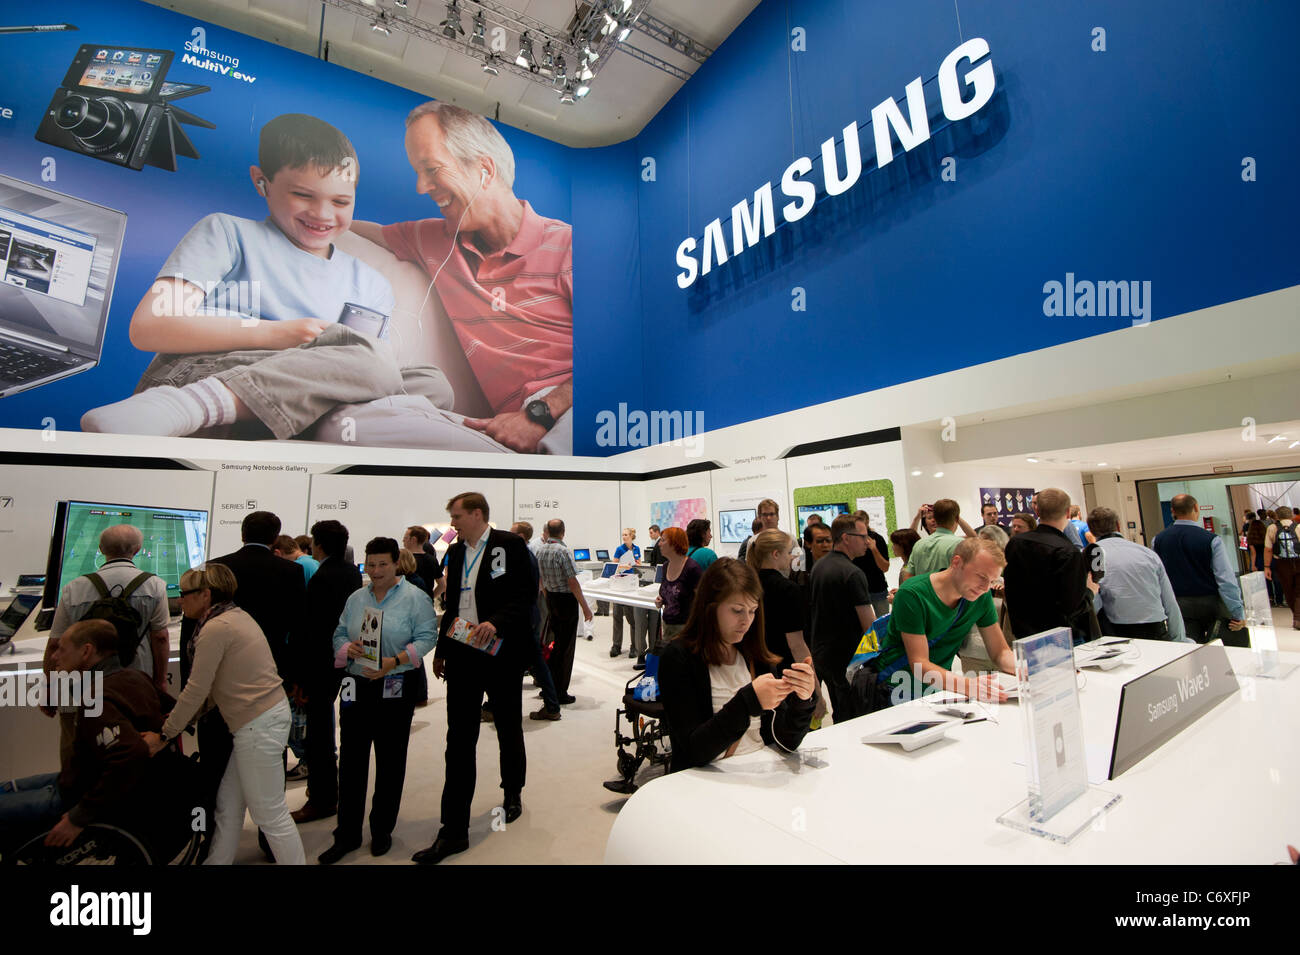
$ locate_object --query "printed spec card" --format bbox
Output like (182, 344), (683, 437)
(447, 616), (502, 656)
(359, 607), (383, 666)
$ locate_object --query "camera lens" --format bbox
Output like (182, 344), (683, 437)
(56, 94), (132, 150)
(55, 95), (91, 129)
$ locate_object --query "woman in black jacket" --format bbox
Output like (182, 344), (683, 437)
(658, 559), (817, 771)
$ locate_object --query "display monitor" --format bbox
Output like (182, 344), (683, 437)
(797, 503), (849, 535)
(717, 508), (757, 544)
(594, 549), (610, 561)
(41, 500), (209, 612)
(573, 548), (591, 561)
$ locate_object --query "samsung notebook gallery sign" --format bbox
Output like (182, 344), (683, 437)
(674, 37), (996, 289)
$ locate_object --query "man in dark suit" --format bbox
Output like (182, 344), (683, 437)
(291, 520), (363, 824)
(413, 492), (534, 865)
(208, 511), (308, 677)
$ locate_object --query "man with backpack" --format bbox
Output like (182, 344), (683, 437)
(1264, 505), (1300, 630)
(43, 525), (170, 764)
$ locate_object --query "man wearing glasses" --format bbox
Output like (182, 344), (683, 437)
(737, 498), (781, 563)
(809, 514), (877, 721)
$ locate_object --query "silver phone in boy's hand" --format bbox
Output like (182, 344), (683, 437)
(338, 302), (390, 340)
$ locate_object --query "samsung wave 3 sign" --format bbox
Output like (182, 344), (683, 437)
(674, 38), (996, 289)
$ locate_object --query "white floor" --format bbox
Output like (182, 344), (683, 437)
(223, 605), (1300, 865)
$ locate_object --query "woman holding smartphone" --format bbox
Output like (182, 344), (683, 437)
(658, 559), (817, 770)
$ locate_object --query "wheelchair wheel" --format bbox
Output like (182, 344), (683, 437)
(10, 824), (153, 866)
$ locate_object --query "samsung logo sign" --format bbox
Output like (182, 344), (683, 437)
(675, 38), (996, 289)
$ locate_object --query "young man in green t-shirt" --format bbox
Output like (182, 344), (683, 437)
(874, 536), (1015, 704)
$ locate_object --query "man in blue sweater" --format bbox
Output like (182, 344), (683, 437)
(1152, 494), (1246, 645)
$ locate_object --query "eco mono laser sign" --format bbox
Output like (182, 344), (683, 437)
(674, 38), (996, 289)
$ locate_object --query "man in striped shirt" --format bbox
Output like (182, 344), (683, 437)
(353, 102), (572, 454)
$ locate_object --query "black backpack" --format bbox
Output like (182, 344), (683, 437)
(81, 572), (154, 667)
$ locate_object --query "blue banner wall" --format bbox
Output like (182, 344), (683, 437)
(588, 0), (1299, 456)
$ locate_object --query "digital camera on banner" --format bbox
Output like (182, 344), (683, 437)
(36, 44), (215, 171)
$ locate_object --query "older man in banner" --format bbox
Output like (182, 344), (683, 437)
(352, 102), (573, 455)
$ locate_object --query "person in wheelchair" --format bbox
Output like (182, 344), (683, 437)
(0, 620), (184, 859)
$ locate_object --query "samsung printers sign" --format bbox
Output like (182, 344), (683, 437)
(674, 38), (996, 289)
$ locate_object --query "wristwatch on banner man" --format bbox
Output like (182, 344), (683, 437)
(525, 398), (556, 431)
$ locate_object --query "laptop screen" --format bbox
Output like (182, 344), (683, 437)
(573, 548), (590, 561)
(600, 562), (618, 578)
(595, 549), (610, 561)
(0, 174), (126, 355)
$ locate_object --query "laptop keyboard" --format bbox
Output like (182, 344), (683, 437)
(0, 339), (81, 384)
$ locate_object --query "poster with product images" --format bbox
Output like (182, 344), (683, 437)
(0, 0), (574, 455)
(980, 488), (1036, 527)
(650, 498), (709, 533)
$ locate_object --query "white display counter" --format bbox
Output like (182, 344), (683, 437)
(605, 641), (1299, 864)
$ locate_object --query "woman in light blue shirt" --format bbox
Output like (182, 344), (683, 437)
(319, 537), (436, 864)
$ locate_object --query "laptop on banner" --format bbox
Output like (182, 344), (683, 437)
(0, 173), (126, 397)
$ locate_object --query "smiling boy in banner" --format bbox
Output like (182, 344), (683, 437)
(80, 113), (453, 441)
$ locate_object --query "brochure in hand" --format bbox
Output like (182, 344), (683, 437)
(358, 608), (383, 667)
(447, 616), (503, 656)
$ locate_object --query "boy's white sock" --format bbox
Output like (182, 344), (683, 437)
(80, 379), (238, 436)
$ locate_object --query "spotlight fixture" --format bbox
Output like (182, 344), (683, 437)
(575, 81), (590, 98)
(440, 1), (463, 39)
(553, 53), (567, 82)
(577, 56), (593, 81)
(370, 15), (391, 35)
(516, 30), (536, 71)
(559, 81), (576, 105)
(481, 52), (500, 75)
(393, 0), (408, 8)
(541, 40), (555, 71)
(471, 11), (486, 46)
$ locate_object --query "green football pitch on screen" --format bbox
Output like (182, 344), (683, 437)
(58, 503), (207, 596)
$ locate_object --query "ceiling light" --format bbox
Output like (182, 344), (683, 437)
(575, 82), (590, 98)
(471, 11), (486, 46)
(541, 41), (555, 71)
(617, 23), (632, 42)
(559, 81), (576, 105)
(577, 56), (593, 80)
(1267, 434), (1287, 444)
(440, 2), (463, 39)
(1026, 457), (1039, 463)
(393, 0), (408, 8)
(1097, 462), (1108, 467)
(370, 15), (390, 35)
(516, 31), (536, 71)
(481, 52), (499, 75)
(933, 471), (944, 478)
(1290, 441), (1300, 450)
(553, 53), (567, 82)
(910, 469), (922, 476)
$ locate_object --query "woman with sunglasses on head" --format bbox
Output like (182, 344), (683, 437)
(142, 563), (305, 864)
(658, 559), (817, 771)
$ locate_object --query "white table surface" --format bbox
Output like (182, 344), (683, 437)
(581, 581), (660, 612)
(604, 641), (1300, 864)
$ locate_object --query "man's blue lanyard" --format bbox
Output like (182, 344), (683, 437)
(463, 539), (486, 588)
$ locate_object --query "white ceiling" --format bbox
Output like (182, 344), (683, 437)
(143, 0), (760, 146)
(973, 420), (1300, 476)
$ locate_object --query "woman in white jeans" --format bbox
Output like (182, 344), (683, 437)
(144, 563), (305, 865)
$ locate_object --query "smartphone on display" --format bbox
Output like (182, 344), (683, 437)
(338, 302), (390, 340)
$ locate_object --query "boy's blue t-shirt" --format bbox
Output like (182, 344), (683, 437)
(158, 213), (394, 326)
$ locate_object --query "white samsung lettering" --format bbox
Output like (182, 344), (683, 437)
(1147, 693), (1178, 723)
(675, 37), (996, 288)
